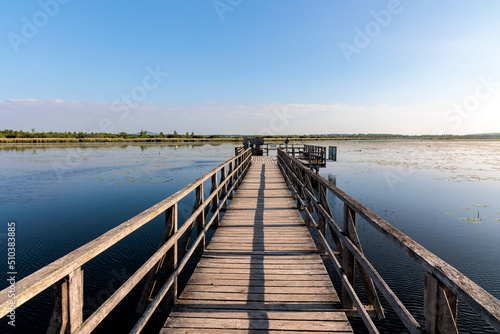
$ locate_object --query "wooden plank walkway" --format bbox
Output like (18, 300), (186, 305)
(161, 156), (353, 333)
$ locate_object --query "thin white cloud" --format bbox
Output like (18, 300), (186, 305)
(0, 98), (497, 135)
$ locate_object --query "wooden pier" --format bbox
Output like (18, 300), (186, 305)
(162, 156), (353, 333)
(1, 146), (500, 334)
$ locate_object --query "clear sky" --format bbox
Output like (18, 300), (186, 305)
(1, 0), (499, 135)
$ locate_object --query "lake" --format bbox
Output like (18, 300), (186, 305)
(1, 140), (499, 333)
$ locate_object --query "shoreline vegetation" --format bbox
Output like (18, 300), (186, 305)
(1, 129), (499, 144)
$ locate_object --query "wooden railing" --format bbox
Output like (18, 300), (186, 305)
(234, 144), (245, 156)
(301, 144), (326, 168)
(0, 148), (252, 334)
(261, 143), (326, 167)
(277, 148), (500, 334)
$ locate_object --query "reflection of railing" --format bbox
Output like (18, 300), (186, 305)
(277, 148), (500, 334)
(0, 148), (252, 334)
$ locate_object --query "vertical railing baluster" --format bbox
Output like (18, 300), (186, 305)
(47, 278), (68, 334)
(195, 184), (205, 255)
(137, 204), (178, 312)
(316, 183), (328, 255)
(165, 204), (178, 307)
(318, 182), (342, 258)
(220, 165), (228, 211)
(424, 274), (459, 334)
(47, 267), (83, 334)
(211, 173), (219, 227)
(342, 204), (356, 309)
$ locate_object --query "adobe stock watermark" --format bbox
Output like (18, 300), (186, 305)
(339, 0), (411, 63)
(384, 164), (416, 193)
(258, 107), (296, 136)
(6, 222), (17, 327)
(7, 0), (71, 54)
(51, 64), (169, 181)
(109, 64), (169, 129)
(384, 74), (499, 192)
(213, 0), (243, 21)
(440, 75), (500, 132)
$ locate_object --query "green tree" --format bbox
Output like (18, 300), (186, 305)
(173, 130), (178, 137)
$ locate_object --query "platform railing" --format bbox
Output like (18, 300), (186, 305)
(0, 148), (252, 334)
(277, 148), (500, 334)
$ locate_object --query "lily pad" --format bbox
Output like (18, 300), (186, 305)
(461, 207), (470, 210)
(444, 213), (457, 215)
(458, 217), (483, 224)
(474, 205), (490, 208)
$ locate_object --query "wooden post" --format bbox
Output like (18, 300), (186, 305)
(210, 173), (219, 227)
(342, 204), (356, 309)
(317, 182), (343, 256)
(47, 278), (68, 334)
(195, 184), (205, 255)
(316, 184), (328, 255)
(226, 163), (233, 200)
(163, 204), (178, 307)
(47, 267), (83, 334)
(304, 172), (315, 215)
(137, 204), (178, 313)
(344, 207), (385, 319)
(294, 164), (303, 211)
(67, 268), (83, 332)
(308, 145), (312, 168)
(220, 166), (228, 211)
(424, 274), (459, 334)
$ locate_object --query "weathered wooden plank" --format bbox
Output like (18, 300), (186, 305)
(174, 300), (341, 311)
(185, 279), (334, 287)
(205, 246), (318, 252)
(162, 329), (352, 334)
(195, 263), (326, 270)
(167, 309), (349, 320)
(192, 267), (328, 275)
(185, 273), (333, 281)
(164, 317), (352, 331)
(182, 285), (335, 294)
(178, 292), (338, 303)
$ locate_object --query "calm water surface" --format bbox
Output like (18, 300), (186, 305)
(1, 140), (499, 333)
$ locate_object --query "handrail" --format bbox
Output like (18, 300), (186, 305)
(0, 148), (252, 333)
(277, 148), (500, 334)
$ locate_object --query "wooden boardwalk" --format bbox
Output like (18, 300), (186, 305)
(161, 156), (353, 333)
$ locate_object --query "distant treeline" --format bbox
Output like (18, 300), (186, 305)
(1, 129), (499, 143)
(0, 129), (221, 139)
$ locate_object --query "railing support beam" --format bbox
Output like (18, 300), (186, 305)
(47, 267), (83, 334)
(425, 274), (459, 334)
(137, 204), (178, 313)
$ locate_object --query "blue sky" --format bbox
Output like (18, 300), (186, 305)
(1, 0), (499, 135)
